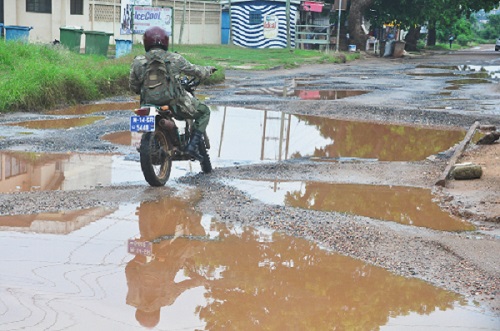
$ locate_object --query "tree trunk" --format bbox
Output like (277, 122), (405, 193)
(347, 0), (374, 51)
(404, 26), (420, 51)
(427, 20), (436, 46)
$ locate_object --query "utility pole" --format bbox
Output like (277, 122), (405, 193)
(229, 0), (233, 44)
(179, 0), (187, 44)
(336, 0), (342, 52)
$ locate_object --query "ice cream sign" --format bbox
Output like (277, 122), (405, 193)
(134, 7), (164, 21)
(132, 6), (172, 35)
(263, 15), (278, 39)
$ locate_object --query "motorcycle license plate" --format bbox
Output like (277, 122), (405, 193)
(127, 239), (153, 257)
(130, 115), (155, 132)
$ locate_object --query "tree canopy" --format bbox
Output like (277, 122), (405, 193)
(347, 0), (499, 49)
(365, 0), (499, 29)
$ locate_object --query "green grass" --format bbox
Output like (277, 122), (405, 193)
(422, 42), (470, 51)
(0, 41), (358, 113)
(171, 44), (357, 70)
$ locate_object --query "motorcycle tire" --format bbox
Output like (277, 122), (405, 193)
(199, 138), (212, 174)
(139, 131), (172, 187)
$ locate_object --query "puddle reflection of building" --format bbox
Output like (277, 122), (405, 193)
(0, 151), (115, 192)
(0, 207), (116, 234)
(0, 151), (68, 192)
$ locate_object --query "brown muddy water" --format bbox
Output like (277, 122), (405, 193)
(46, 101), (139, 115)
(202, 107), (464, 162)
(0, 150), (203, 192)
(224, 179), (475, 232)
(236, 87), (370, 100)
(103, 106), (465, 164)
(5, 116), (105, 130)
(0, 151), (147, 192)
(415, 64), (500, 79)
(0, 194), (497, 330)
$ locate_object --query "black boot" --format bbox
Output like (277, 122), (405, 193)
(186, 129), (203, 161)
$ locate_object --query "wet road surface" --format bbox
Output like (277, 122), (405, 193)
(0, 52), (499, 329)
(1, 193), (498, 330)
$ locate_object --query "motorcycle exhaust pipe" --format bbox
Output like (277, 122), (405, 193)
(159, 119), (180, 145)
(159, 118), (175, 130)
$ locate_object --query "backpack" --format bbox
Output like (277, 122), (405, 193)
(141, 51), (184, 107)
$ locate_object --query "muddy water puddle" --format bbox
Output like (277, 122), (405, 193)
(0, 150), (196, 192)
(0, 150), (213, 192)
(236, 86), (369, 100)
(5, 116), (105, 130)
(415, 64), (500, 79)
(226, 179), (475, 231)
(0, 207), (116, 233)
(205, 107), (464, 162)
(45, 101), (139, 115)
(104, 107), (465, 164)
(293, 89), (369, 100)
(0, 194), (497, 330)
(1, 107), (467, 191)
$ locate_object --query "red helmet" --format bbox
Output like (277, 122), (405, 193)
(143, 26), (169, 52)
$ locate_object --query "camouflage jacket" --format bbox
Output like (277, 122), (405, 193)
(129, 48), (212, 95)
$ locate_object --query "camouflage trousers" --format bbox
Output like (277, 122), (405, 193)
(176, 92), (210, 133)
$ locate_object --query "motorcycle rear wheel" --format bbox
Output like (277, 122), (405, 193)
(140, 131), (172, 186)
(199, 138), (212, 174)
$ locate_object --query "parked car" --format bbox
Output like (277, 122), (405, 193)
(496, 37), (500, 51)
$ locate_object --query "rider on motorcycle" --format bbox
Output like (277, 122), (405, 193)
(129, 26), (215, 161)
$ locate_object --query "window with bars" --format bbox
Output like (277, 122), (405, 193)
(70, 0), (83, 15)
(249, 11), (262, 25)
(26, 0), (52, 13)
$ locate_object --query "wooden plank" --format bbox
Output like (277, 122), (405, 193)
(435, 121), (479, 187)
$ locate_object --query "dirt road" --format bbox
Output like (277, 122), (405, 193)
(0, 49), (499, 319)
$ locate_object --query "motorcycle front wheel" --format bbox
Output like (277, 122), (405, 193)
(139, 131), (172, 186)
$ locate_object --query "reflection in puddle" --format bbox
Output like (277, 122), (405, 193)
(446, 78), (491, 86)
(45, 102), (139, 115)
(409, 72), (458, 77)
(466, 72), (491, 79)
(6, 116), (105, 129)
(293, 89), (369, 100)
(459, 65), (500, 79)
(236, 78), (370, 100)
(1, 195), (496, 329)
(104, 107), (465, 163)
(0, 151), (142, 192)
(236, 86), (370, 100)
(225, 180), (475, 231)
(0, 150), (203, 192)
(433, 91), (452, 96)
(0, 207), (116, 234)
(102, 131), (139, 147)
(443, 77), (492, 92)
(415, 65), (500, 79)
(416, 65), (459, 70)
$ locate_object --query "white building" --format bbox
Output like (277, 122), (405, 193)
(1, 0), (221, 46)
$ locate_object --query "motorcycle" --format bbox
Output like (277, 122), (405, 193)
(130, 77), (212, 187)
